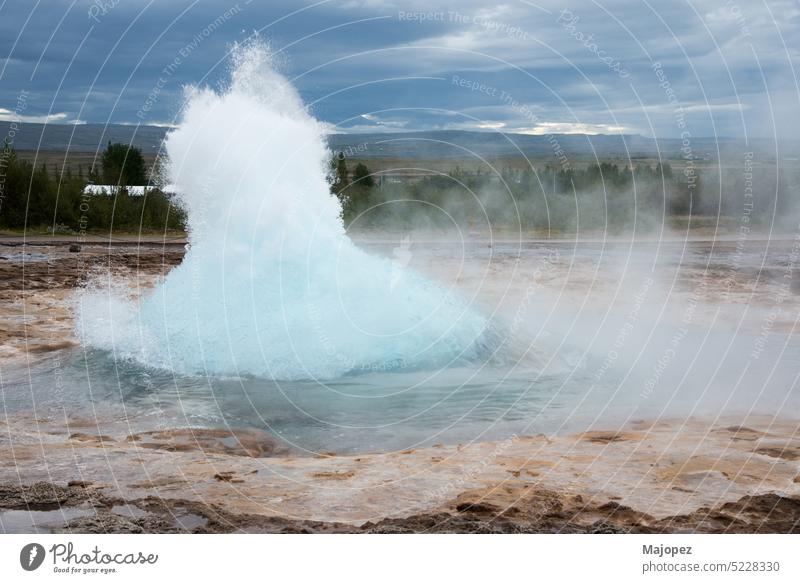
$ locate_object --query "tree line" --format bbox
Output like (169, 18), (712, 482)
(1, 142), (791, 234)
(0, 142), (185, 233)
(329, 153), (793, 232)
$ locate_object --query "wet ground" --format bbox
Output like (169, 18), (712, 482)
(1, 418), (798, 533)
(1, 234), (799, 532)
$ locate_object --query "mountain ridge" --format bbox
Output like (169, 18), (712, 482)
(1, 121), (795, 161)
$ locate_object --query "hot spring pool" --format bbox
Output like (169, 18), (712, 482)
(5, 239), (799, 455)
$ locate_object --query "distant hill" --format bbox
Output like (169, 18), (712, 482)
(1, 122), (170, 154)
(1, 121), (796, 162)
(326, 130), (664, 160)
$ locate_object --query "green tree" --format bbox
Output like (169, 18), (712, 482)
(0, 142), (185, 232)
(101, 142), (147, 187)
(353, 162), (374, 188)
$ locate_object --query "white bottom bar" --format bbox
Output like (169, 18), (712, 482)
(1, 534), (797, 582)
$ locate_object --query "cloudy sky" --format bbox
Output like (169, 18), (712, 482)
(1, 0), (798, 138)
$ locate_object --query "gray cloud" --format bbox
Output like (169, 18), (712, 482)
(0, 0), (797, 138)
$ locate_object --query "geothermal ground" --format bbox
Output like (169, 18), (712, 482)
(0, 236), (798, 533)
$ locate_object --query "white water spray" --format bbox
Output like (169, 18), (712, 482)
(76, 43), (492, 380)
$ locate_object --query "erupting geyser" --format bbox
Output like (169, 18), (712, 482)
(76, 43), (491, 380)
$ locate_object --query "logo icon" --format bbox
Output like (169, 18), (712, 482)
(20, 543), (46, 571)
